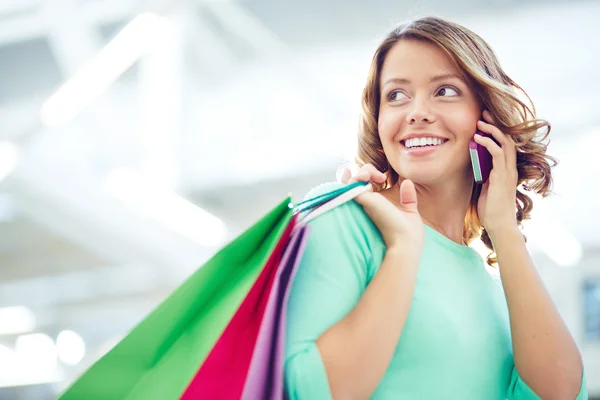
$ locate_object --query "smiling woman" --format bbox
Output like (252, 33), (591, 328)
(357, 22), (556, 263)
(284, 16), (587, 400)
(377, 39), (481, 184)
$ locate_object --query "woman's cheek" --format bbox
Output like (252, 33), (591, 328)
(377, 111), (400, 144)
(453, 104), (481, 131)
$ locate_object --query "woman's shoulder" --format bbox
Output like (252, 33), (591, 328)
(301, 181), (384, 246)
(300, 181), (370, 225)
(301, 181), (346, 199)
(299, 181), (385, 281)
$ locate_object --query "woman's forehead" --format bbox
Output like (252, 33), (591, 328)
(381, 39), (461, 82)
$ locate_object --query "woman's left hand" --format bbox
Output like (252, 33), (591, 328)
(474, 110), (519, 238)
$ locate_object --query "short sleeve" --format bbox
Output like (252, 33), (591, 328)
(284, 182), (376, 400)
(507, 367), (588, 400)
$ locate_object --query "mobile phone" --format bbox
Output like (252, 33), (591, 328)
(469, 131), (497, 184)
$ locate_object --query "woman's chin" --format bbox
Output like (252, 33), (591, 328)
(398, 168), (440, 184)
(397, 162), (471, 187)
(399, 171), (457, 187)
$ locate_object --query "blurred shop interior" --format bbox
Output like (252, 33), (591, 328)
(0, 0), (599, 398)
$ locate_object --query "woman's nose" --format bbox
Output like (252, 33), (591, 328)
(405, 98), (435, 124)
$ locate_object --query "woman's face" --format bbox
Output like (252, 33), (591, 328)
(378, 39), (482, 186)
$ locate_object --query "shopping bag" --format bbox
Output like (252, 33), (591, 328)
(58, 197), (294, 400)
(240, 224), (309, 400)
(237, 182), (369, 399)
(179, 181), (368, 399)
(180, 215), (299, 399)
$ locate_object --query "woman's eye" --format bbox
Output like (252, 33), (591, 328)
(437, 86), (460, 97)
(388, 90), (408, 101)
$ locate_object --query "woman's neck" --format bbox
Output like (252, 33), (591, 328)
(382, 177), (473, 245)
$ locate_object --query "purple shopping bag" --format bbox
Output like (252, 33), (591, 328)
(241, 224), (310, 400)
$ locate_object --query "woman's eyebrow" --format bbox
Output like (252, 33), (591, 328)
(382, 73), (463, 87)
(430, 73), (463, 83)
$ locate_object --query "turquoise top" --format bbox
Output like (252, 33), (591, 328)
(284, 182), (587, 399)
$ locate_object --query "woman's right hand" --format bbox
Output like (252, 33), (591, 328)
(341, 164), (425, 253)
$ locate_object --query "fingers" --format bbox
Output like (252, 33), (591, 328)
(477, 115), (508, 147)
(353, 188), (381, 209)
(478, 110), (518, 180)
(341, 164), (387, 185)
(481, 110), (495, 125)
(479, 111), (514, 150)
(473, 132), (506, 173)
(399, 179), (419, 214)
(340, 167), (352, 184)
(354, 164), (387, 184)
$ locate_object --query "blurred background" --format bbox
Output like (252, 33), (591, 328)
(0, 0), (598, 398)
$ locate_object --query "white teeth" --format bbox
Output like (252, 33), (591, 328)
(404, 137), (445, 148)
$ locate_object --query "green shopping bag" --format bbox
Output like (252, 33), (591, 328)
(58, 197), (294, 400)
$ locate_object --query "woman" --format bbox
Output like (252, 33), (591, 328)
(284, 17), (587, 400)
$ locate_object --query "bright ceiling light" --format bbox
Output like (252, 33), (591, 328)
(41, 13), (170, 127)
(15, 333), (58, 374)
(56, 330), (86, 366)
(0, 306), (35, 335)
(106, 167), (227, 247)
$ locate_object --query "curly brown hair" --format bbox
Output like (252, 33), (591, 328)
(355, 16), (557, 266)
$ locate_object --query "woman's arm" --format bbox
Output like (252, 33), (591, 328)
(474, 113), (584, 399)
(317, 245), (420, 400)
(492, 226), (583, 400)
(286, 174), (424, 400)
(314, 171), (425, 400)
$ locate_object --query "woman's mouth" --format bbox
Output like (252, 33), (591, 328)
(400, 137), (449, 156)
(401, 137), (448, 148)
